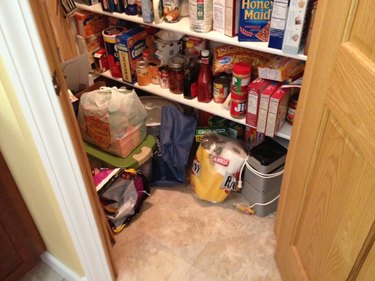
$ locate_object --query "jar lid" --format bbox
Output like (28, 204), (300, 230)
(233, 62), (252, 75)
(168, 56), (185, 69)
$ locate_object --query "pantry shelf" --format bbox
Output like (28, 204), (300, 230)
(75, 2), (307, 61)
(98, 70), (292, 140)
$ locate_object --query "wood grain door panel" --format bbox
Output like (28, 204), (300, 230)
(275, 0), (375, 280)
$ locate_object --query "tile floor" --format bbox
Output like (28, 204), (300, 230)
(20, 262), (66, 281)
(113, 185), (282, 281)
(21, 185), (281, 281)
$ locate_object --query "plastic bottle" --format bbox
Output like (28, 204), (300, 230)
(197, 50), (213, 103)
(183, 41), (198, 99)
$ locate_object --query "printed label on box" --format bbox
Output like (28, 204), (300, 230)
(238, 0), (273, 42)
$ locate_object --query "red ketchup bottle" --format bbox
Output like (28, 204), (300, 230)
(197, 50), (213, 103)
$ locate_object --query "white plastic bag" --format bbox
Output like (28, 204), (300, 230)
(77, 87), (147, 158)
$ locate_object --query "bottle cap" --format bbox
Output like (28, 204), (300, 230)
(201, 49), (210, 57)
(186, 41), (194, 49)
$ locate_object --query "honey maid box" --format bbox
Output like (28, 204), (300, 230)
(238, 0), (273, 42)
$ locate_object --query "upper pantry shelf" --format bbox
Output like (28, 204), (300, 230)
(75, 3), (307, 61)
(98, 70), (292, 140)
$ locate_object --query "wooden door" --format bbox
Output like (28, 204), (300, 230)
(0, 153), (45, 281)
(28, 1), (117, 279)
(275, 0), (375, 280)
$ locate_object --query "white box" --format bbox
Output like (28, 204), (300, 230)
(225, 0), (240, 37)
(213, 0), (226, 34)
(282, 0), (313, 54)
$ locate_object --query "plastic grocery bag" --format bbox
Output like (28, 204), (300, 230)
(93, 168), (150, 233)
(191, 133), (248, 203)
(77, 87), (147, 158)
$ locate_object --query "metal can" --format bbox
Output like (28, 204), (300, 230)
(230, 91), (247, 119)
(160, 66), (169, 89)
(136, 61), (151, 86)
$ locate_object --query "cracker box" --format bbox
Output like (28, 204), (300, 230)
(282, 0), (313, 54)
(116, 27), (148, 83)
(225, 0), (240, 37)
(256, 81), (281, 134)
(246, 78), (272, 128)
(265, 86), (291, 137)
(238, 0), (273, 42)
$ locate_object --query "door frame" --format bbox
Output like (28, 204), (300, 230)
(0, 2), (112, 281)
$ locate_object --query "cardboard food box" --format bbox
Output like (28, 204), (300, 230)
(268, 0), (290, 50)
(282, 0), (313, 54)
(265, 86), (291, 137)
(246, 78), (272, 128)
(116, 27), (148, 83)
(75, 11), (108, 38)
(256, 81), (281, 133)
(213, 0), (226, 34)
(258, 56), (305, 82)
(238, 0), (273, 42)
(225, 0), (240, 37)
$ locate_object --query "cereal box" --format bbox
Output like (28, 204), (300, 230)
(238, 0), (273, 42)
(116, 27), (148, 83)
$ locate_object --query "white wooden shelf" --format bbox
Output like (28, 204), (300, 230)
(75, 3), (307, 61)
(98, 70), (292, 140)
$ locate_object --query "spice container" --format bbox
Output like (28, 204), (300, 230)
(136, 61), (151, 86)
(213, 75), (231, 103)
(159, 66), (169, 88)
(168, 56), (185, 94)
(232, 62), (252, 93)
(287, 92), (299, 125)
(230, 91), (247, 119)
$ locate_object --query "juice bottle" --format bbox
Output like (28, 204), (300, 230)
(197, 50), (213, 103)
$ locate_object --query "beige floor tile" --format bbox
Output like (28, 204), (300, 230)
(187, 230), (281, 281)
(113, 185), (281, 281)
(113, 223), (191, 281)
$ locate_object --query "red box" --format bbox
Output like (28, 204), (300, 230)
(246, 78), (272, 128)
(265, 86), (291, 137)
(256, 81), (281, 134)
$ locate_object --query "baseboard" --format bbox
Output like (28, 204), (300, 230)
(40, 252), (87, 281)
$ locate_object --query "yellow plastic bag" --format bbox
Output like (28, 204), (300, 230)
(191, 133), (247, 203)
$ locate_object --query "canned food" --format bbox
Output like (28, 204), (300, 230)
(136, 61), (151, 86)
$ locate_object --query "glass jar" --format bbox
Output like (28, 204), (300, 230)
(287, 93), (300, 125)
(136, 61), (151, 86)
(168, 56), (185, 94)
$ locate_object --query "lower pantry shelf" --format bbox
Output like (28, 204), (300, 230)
(98, 70), (292, 140)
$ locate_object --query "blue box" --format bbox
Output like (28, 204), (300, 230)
(238, 0), (273, 42)
(268, 0), (290, 49)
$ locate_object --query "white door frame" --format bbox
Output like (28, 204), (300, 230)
(0, 1), (112, 280)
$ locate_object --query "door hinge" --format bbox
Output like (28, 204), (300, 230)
(52, 71), (61, 96)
